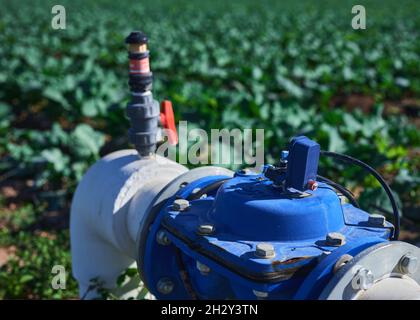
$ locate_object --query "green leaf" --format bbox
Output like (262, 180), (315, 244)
(82, 100), (98, 117)
(41, 148), (69, 172)
(70, 124), (105, 158)
(19, 274), (34, 283)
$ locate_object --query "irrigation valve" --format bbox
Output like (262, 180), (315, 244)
(125, 31), (178, 157)
(70, 31), (420, 300)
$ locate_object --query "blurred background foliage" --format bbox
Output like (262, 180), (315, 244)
(0, 0), (419, 298)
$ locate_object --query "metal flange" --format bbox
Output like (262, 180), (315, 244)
(137, 166), (233, 297)
(319, 241), (420, 300)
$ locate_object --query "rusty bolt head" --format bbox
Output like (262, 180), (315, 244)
(326, 232), (346, 246)
(367, 214), (386, 226)
(197, 224), (215, 235)
(156, 230), (171, 246)
(400, 254), (418, 275)
(255, 243), (275, 258)
(307, 180), (318, 191)
(173, 199), (190, 211)
(157, 278), (174, 295)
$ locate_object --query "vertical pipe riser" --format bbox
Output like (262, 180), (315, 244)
(125, 31), (160, 157)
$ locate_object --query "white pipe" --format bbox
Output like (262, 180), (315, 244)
(70, 150), (187, 299)
(357, 277), (420, 300)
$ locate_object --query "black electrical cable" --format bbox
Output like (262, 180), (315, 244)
(187, 178), (231, 201)
(320, 150), (400, 240)
(317, 175), (360, 208)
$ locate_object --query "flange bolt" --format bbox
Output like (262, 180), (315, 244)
(326, 232), (346, 246)
(197, 224), (215, 235)
(156, 230), (171, 246)
(351, 267), (374, 290)
(157, 278), (174, 295)
(399, 254), (418, 275)
(196, 261), (211, 275)
(173, 199), (190, 212)
(255, 243), (275, 258)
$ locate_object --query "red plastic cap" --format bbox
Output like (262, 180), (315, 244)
(160, 100), (178, 145)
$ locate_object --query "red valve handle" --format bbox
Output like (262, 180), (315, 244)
(160, 100), (178, 145)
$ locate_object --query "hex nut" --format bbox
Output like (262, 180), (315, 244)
(173, 199), (190, 211)
(157, 278), (174, 295)
(368, 214), (386, 226)
(326, 232), (346, 246)
(399, 254), (418, 275)
(197, 224), (215, 235)
(255, 243), (275, 258)
(196, 261), (211, 275)
(351, 267), (374, 290)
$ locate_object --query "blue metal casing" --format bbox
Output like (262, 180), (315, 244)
(141, 136), (394, 299)
(143, 173), (393, 299)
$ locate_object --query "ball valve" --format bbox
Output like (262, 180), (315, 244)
(70, 31), (420, 300)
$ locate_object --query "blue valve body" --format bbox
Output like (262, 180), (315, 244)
(143, 174), (393, 299)
(141, 136), (394, 299)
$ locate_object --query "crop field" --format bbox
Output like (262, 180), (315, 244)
(0, 0), (419, 299)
